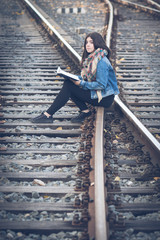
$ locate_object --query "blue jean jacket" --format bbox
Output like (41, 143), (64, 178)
(79, 56), (119, 99)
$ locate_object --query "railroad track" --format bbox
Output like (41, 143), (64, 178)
(111, 0), (160, 146)
(0, 0), (160, 240)
(104, 108), (160, 240)
(106, 0), (160, 239)
(0, 0), (95, 239)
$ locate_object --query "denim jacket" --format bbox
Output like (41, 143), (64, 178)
(79, 56), (119, 99)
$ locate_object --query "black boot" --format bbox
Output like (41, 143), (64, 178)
(71, 111), (91, 123)
(31, 113), (53, 123)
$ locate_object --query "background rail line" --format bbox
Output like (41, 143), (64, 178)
(112, 0), (160, 15)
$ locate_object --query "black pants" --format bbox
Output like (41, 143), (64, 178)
(47, 79), (114, 115)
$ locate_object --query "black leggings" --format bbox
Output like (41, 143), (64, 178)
(47, 79), (114, 115)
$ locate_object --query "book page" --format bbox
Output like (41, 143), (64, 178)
(57, 67), (79, 81)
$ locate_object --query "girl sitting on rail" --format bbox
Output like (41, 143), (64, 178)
(31, 32), (119, 123)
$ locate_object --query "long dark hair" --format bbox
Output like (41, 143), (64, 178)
(81, 32), (110, 65)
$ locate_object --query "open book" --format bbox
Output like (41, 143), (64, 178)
(56, 67), (80, 81)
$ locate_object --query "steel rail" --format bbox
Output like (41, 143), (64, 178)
(146, 0), (160, 10)
(23, 0), (81, 65)
(112, 0), (160, 15)
(93, 1), (114, 239)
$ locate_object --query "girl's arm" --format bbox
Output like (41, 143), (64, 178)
(80, 59), (109, 90)
(70, 79), (81, 86)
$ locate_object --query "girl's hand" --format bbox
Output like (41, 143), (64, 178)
(71, 79), (81, 86)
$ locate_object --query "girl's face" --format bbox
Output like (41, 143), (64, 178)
(86, 37), (95, 54)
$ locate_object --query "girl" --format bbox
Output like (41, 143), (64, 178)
(31, 32), (119, 123)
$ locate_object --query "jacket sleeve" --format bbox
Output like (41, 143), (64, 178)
(80, 59), (109, 90)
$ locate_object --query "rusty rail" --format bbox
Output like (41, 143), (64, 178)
(112, 0), (160, 15)
(94, 1), (114, 239)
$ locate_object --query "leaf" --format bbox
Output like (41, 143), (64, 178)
(0, 120), (6, 124)
(27, 143), (32, 147)
(116, 58), (125, 64)
(117, 75), (123, 78)
(154, 177), (160, 181)
(113, 140), (118, 144)
(43, 195), (50, 199)
(114, 176), (120, 181)
(15, 11), (24, 15)
(116, 135), (120, 139)
(33, 179), (45, 186)
(56, 126), (62, 130)
(0, 147), (7, 151)
(155, 134), (160, 139)
(116, 60), (121, 64)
